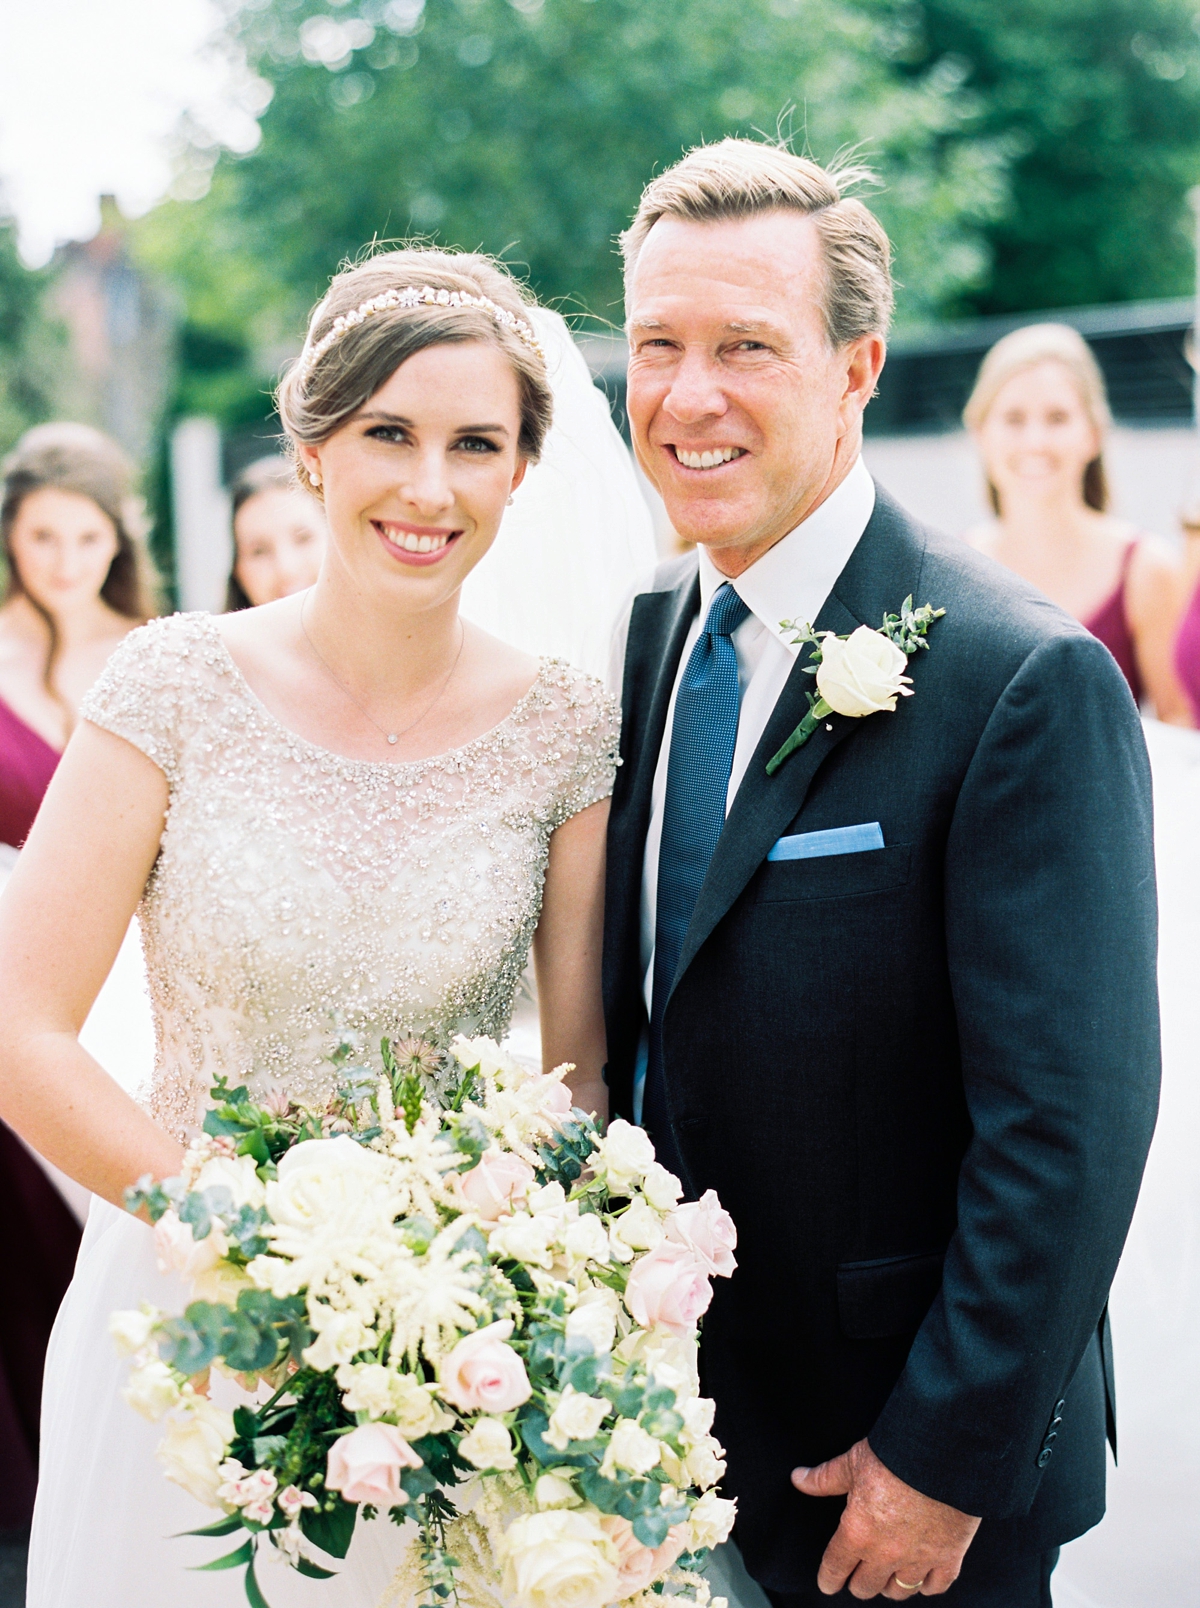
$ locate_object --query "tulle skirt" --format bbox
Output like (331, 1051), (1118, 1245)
(26, 1199), (413, 1606)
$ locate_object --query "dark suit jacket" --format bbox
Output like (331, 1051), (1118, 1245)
(602, 488), (1160, 1591)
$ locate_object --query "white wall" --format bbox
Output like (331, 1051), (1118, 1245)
(863, 426), (1200, 547)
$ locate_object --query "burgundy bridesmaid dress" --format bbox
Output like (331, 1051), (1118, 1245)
(1174, 574), (1200, 727)
(0, 697), (83, 1531)
(1083, 539), (1144, 705)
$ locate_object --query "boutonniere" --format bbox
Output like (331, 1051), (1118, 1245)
(766, 596), (945, 775)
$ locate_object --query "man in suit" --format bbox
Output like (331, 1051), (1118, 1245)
(603, 138), (1159, 1606)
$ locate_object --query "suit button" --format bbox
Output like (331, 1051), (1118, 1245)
(1054, 1399), (1066, 1414)
(1037, 1449), (1053, 1468)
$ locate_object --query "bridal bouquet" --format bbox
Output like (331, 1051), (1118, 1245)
(112, 1036), (737, 1608)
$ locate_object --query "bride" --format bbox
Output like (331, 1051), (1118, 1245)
(0, 248), (620, 1606)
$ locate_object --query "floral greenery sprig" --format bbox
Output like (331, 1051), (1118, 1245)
(115, 1038), (739, 1608)
(765, 595), (945, 774)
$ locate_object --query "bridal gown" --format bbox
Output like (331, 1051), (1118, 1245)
(26, 611), (619, 1608)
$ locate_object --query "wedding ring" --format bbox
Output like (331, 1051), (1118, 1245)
(894, 1578), (923, 1593)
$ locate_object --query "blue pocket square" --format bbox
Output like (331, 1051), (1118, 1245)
(767, 822), (885, 861)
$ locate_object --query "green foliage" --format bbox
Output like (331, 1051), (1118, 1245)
(0, 213), (67, 455)
(533, 1108), (598, 1186)
(158, 1289), (311, 1375)
(131, 0), (1018, 435)
(894, 0), (1200, 313)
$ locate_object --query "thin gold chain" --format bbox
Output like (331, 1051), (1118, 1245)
(299, 593), (465, 747)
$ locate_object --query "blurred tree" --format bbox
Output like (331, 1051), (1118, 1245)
(895, 0), (1200, 314)
(0, 212), (66, 457)
(134, 0), (1013, 427)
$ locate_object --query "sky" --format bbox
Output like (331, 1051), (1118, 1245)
(0, 0), (257, 265)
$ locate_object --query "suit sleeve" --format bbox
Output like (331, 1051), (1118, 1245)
(867, 631), (1160, 1518)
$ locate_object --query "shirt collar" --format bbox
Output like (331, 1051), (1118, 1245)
(697, 456), (876, 655)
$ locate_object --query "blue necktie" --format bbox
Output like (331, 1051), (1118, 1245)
(645, 583), (750, 1183)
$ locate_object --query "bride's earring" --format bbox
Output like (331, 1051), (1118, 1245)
(506, 495), (514, 506)
(311, 470), (322, 488)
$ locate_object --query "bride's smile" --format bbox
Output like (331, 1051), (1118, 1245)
(299, 340), (529, 598)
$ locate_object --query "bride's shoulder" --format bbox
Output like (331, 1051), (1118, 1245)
(80, 612), (232, 782)
(524, 652), (617, 730)
(521, 659), (621, 826)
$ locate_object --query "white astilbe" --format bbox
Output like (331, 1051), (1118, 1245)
(376, 1113), (464, 1221)
(383, 1215), (492, 1367)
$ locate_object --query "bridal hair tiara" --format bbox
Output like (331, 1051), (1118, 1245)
(299, 285), (546, 377)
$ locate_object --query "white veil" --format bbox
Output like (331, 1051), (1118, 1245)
(460, 307), (656, 675)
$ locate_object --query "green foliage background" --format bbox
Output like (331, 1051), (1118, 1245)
(5, 0), (1200, 456)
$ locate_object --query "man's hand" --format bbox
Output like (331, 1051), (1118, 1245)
(791, 1439), (980, 1599)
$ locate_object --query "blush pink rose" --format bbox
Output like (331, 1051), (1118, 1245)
(600, 1516), (689, 1594)
(439, 1320), (532, 1413)
(325, 1423), (422, 1507)
(623, 1241), (713, 1336)
(665, 1189), (738, 1278)
(460, 1151), (535, 1222)
(540, 1078), (574, 1120)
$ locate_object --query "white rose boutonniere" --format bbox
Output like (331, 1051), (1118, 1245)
(766, 595), (945, 774)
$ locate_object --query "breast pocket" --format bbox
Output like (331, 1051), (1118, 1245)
(755, 843), (912, 903)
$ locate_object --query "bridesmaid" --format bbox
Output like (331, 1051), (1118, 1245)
(224, 455), (326, 611)
(962, 323), (1190, 722)
(0, 421), (158, 1532)
(1172, 516), (1200, 726)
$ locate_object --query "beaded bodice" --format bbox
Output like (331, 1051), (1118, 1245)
(81, 613), (619, 1141)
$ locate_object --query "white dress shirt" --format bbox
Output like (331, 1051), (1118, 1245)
(618, 456), (876, 1035)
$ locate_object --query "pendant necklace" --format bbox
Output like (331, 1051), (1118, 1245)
(300, 594), (465, 748)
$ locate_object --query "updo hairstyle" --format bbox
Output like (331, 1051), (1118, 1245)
(277, 248), (553, 495)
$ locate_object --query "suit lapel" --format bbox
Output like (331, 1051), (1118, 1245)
(606, 566), (700, 989)
(672, 489), (927, 989)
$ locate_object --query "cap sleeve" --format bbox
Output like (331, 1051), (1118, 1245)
(79, 613), (212, 788)
(541, 662), (622, 832)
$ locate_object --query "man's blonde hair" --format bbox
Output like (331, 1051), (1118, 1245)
(621, 138), (894, 346)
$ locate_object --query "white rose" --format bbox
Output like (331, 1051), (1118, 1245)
(154, 1210), (228, 1284)
(596, 1120), (656, 1189)
(266, 1136), (396, 1243)
(109, 1305), (161, 1357)
(390, 1373), (456, 1437)
(488, 1211), (559, 1269)
(158, 1400), (235, 1508)
(687, 1489), (737, 1550)
(336, 1361), (396, 1418)
(545, 1387), (610, 1451)
(123, 1358), (181, 1421)
(535, 1473), (581, 1509)
(338, 1364), (455, 1435)
(527, 1181), (568, 1216)
(815, 626), (911, 718)
(458, 1416), (517, 1471)
(194, 1153), (266, 1211)
(191, 1261), (254, 1308)
(498, 1508), (619, 1608)
(611, 1198), (664, 1253)
(565, 1299), (616, 1356)
(563, 1215), (611, 1268)
(684, 1438), (726, 1490)
(681, 1396), (716, 1440)
(606, 1417), (661, 1475)
(641, 1163), (683, 1212)
(452, 1034), (520, 1083)
(303, 1306), (375, 1371)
